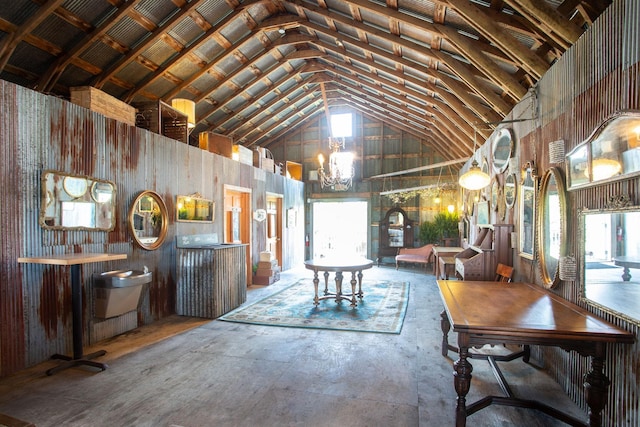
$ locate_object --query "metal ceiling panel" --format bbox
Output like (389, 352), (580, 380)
(62, 0), (115, 26)
(58, 64), (95, 88)
(107, 15), (149, 48)
(0, 0), (611, 156)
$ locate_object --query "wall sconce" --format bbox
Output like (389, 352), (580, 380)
(171, 98), (196, 130)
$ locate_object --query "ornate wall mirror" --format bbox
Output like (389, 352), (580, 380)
(566, 110), (640, 190)
(536, 167), (567, 288)
(504, 173), (517, 209)
(40, 170), (116, 231)
(176, 194), (214, 223)
(580, 201), (640, 323)
(519, 163), (536, 259)
(492, 128), (513, 173)
(128, 191), (169, 250)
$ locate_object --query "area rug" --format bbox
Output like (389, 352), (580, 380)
(218, 280), (409, 334)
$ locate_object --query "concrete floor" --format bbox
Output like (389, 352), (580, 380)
(0, 264), (587, 426)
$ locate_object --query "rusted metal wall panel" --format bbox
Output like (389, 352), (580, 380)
(525, 1), (640, 425)
(176, 245), (247, 318)
(0, 79), (304, 377)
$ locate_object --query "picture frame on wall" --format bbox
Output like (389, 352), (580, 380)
(477, 200), (490, 226)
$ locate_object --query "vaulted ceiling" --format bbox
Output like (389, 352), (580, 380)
(0, 0), (610, 160)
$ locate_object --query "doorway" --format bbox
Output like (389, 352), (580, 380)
(266, 193), (283, 267)
(311, 200), (368, 258)
(224, 185), (252, 284)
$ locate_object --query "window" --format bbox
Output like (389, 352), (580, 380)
(331, 113), (352, 138)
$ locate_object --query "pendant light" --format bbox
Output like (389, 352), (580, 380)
(459, 128), (490, 191)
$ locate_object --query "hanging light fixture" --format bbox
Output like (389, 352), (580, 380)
(171, 98), (196, 130)
(459, 129), (490, 190)
(317, 136), (354, 191)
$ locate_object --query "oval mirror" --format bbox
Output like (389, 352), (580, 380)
(536, 167), (567, 288)
(128, 190), (169, 251)
(504, 173), (517, 209)
(492, 128), (513, 173)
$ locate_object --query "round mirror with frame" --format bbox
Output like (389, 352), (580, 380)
(492, 128), (513, 174)
(536, 167), (568, 289)
(128, 190), (169, 251)
(504, 173), (517, 209)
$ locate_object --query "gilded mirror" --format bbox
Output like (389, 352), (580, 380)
(536, 167), (567, 288)
(519, 164), (536, 259)
(492, 128), (513, 174)
(128, 191), (169, 250)
(504, 173), (517, 209)
(176, 194), (214, 223)
(580, 203), (640, 323)
(566, 110), (640, 189)
(40, 170), (116, 231)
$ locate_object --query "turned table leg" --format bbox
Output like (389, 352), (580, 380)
(357, 269), (364, 298)
(454, 333), (473, 427)
(584, 343), (610, 427)
(313, 270), (320, 306)
(349, 271), (357, 306)
(440, 310), (451, 357)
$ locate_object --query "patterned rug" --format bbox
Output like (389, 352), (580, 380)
(218, 279), (409, 334)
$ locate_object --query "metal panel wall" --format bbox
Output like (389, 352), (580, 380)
(176, 245), (247, 318)
(522, 1), (640, 425)
(0, 79), (304, 377)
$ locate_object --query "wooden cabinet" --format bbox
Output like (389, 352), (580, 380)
(133, 101), (189, 144)
(377, 207), (414, 266)
(454, 224), (513, 280)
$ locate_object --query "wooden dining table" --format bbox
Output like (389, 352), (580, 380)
(437, 280), (634, 427)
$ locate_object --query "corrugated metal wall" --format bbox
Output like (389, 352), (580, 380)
(507, 1), (640, 425)
(0, 80), (305, 377)
(176, 245), (247, 318)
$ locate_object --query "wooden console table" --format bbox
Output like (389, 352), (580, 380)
(437, 280), (634, 427)
(18, 253), (127, 375)
(304, 257), (373, 307)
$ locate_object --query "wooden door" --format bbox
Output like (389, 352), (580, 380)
(266, 195), (282, 267)
(224, 186), (252, 284)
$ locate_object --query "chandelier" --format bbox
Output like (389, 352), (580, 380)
(318, 137), (354, 191)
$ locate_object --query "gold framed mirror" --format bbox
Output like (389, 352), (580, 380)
(504, 173), (517, 209)
(519, 163), (536, 260)
(536, 167), (567, 289)
(580, 201), (640, 324)
(176, 194), (214, 222)
(40, 170), (116, 231)
(128, 190), (169, 250)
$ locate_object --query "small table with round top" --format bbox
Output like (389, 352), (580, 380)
(304, 257), (374, 307)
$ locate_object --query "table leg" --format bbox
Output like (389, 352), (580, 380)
(47, 264), (107, 376)
(323, 271), (330, 295)
(454, 333), (473, 427)
(621, 267), (631, 281)
(584, 343), (610, 427)
(335, 271), (343, 302)
(349, 272), (357, 306)
(440, 310), (451, 357)
(356, 270), (364, 298)
(313, 270), (320, 306)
